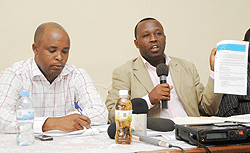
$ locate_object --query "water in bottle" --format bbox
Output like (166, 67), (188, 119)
(115, 90), (132, 144)
(16, 91), (35, 146)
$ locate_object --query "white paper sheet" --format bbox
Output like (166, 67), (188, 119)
(214, 40), (249, 95)
(35, 125), (106, 137)
(226, 114), (250, 123)
(171, 115), (250, 126)
(171, 116), (225, 125)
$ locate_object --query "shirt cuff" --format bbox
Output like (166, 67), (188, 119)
(210, 69), (215, 79)
(34, 117), (48, 133)
(141, 94), (154, 109)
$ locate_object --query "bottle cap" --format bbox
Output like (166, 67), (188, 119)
(21, 91), (30, 97)
(119, 90), (128, 96)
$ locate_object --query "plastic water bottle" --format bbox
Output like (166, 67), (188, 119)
(16, 91), (34, 146)
(115, 90), (132, 144)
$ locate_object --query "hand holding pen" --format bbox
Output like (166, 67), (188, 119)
(74, 102), (92, 129)
(42, 112), (91, 132)
(42, 102), (91, 132)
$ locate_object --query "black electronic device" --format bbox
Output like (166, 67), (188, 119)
(175, 123), (250, 145)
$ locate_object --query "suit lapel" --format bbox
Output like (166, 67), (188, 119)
(133, 56), (183, 95)
(133, 57), (154, 93)
(168, 57), (198, 116)
(169, 58), (184, 102)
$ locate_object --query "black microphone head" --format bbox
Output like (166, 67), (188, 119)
(107, 122), (116, 139)
(131, 98), (149, 114)
(147, 117), (175, 132)
(156, 63), (169, 77)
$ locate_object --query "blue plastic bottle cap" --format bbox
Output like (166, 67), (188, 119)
(21, 91), (30, 97)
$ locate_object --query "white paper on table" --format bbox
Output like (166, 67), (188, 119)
(36, 126), (100, 137)
(171, 116), (226, 125)
(214, 40), (249, 95)
(225, 114), (250, 123)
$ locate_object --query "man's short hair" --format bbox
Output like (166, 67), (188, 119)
(134, 17), (156, 39)
(244, 28), (250, 41)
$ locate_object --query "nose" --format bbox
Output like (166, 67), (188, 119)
(55, 52), (63, 61)
(150, 33), (157, 42)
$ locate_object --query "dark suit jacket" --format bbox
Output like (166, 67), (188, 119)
(105, 56), (222, 123)
(216, 63), (250, 116)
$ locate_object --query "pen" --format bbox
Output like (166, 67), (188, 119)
(74, 102), (92, 129)
(74, 102), (83, 115)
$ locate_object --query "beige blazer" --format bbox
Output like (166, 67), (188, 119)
(105, 56), (222, 123)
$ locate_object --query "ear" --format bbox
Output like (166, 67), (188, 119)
(134, 39), (139, 49)
(32, 43), (39, 55)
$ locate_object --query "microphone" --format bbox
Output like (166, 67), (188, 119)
(137, 135), (171, 148)
(107, 118), (175, 139)
(147, 117), (175, 132)
(156, 63), (169, 109)
(107, 122), (116, 140)
(131, 98), (148, 136)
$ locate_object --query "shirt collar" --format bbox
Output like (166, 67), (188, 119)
(31, 58), (75, 80)
(140, 53), (171, 69)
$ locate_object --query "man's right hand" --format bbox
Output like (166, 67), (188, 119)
(42, 114), (91, 132)
(210, 47), (218, 72)
(148, 83), (173, 105)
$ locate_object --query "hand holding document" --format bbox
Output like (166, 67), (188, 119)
(214, 40), (249, 95)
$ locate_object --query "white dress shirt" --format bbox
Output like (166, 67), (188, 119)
(140, 54), (188, 119)
(0, 58), (108, 133)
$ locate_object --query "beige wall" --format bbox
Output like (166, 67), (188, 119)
(0, 0), (250, 101)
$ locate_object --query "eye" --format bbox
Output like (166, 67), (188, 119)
(155, 32), (162, 36)
(62, 50), (69, 54)
(62, 48), (69, 54)
(48, 49), (56, 53)
(143, 33), (150, 37)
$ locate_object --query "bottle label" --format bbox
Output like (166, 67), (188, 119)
(16, 109), (34, 120)
(115, 110), (132, 121)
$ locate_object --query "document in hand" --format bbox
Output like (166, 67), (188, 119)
(214, 40), (249, 95)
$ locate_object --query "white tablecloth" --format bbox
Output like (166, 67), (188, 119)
(0, 125), (195, 153)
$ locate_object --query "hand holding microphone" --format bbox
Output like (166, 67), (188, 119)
(156, 63), (169, 109)
(148, 63), (172, 109)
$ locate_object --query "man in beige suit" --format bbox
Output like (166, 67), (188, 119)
(106, 17), (222, 124)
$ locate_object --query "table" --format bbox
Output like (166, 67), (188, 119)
(140, 144), (250, 153)
(1, 125), (250, 153)
(0, 132), (183, 153)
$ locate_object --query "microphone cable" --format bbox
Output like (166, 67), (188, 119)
(134, 135), (186, 153)
(168, 144), (185, 153)
(188, 133), (211, 153)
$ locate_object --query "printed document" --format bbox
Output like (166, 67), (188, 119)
(214, 40), (249, 95)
